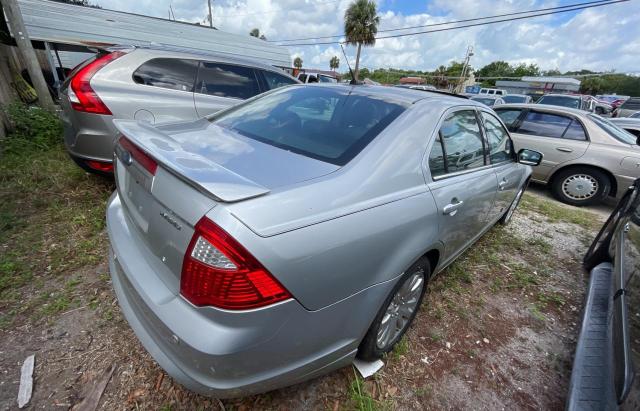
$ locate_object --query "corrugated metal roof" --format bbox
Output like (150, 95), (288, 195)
(16, 0), (291, 67)
(521, 76), (581, 85)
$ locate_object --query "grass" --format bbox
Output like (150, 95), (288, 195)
(0, 105), (114, 329)
(520, 192), (600, 230)
(349, 368), (388, 411)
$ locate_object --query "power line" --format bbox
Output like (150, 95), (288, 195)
(270, 0), (615, 43)
(274, 0), (629, 46)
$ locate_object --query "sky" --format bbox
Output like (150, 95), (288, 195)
(93, 0), (640, 74)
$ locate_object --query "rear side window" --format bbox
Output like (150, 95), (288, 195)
(132, 58), (198, 92)
(214, 87), (406, 165)
(429, 110), (485, 176)
(516, 111), (586, 140)
(261, 70), (297, 90)
(481, 112), (516, 163)
(428, 134), (446, 177)
(495, 109), (523, 129)
(196, 62), (260, 99)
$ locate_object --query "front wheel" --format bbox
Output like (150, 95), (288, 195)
(357, 259), (429, 361)
(551, 167), (611, 206)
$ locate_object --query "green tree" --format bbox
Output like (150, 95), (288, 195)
(344, 0), (380, 81)
(580, 77), (604, 95)
(293, 56), (303, 69)
(330, 56), (340, 72)
(512, 63), (540, 77)
(249, 28), (267, 40)
(477, 61), (513, 79)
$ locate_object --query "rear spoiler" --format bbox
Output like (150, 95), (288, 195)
(112, 119), (270, 202)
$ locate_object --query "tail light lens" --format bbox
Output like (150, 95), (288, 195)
(85, 160), (114, 173)
(68, 51), (126, 115)
(118, 136), (158, 175)
(181, 218), (292, 309)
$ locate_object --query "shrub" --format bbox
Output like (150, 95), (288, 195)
(1, 103), (62, 154)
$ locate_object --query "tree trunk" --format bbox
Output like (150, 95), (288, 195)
(2, 0), (56, 113)
(354, 43), (362, 82)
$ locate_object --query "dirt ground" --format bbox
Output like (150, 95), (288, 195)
(1, 187), (639, 410)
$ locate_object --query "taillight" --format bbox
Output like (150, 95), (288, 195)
(118, 136), (158, 175)
(85, 160), (114, 173)
(68, 51), (126, 115)
(181, 218), (292, 309)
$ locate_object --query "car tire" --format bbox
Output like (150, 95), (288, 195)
(499, 184), (526, 225)
(551, 167), (611, 207)
(357, 258), (430, 361)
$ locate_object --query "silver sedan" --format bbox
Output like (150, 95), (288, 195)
(106, 84), (541, 397)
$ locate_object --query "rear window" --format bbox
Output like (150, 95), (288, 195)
(621, 98), (640, 111)
(132, 58), (198, 92)
(537, 95), (580, 109)
(261, 70), (297, 90)
(588, 114), (637, 144)
(503, 95), (527, 104)
(213, 87), (406, 165)
(471, 97), (497, 106)
(196, 62), (260, 99)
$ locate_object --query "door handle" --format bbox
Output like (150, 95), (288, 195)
(498, 179), (508, 190)
(443, 199), (464, 216)
(556, 147), (573, 153)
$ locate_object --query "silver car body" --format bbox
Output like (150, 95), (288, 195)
(60, 46), (299, 170)
(106, 85), (531, 397)
(470, 95), (505, 107)
(495, 103), (640, 199)
(610, 117), (640, 139)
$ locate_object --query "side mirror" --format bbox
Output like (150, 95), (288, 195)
(518, 149), (543, 166)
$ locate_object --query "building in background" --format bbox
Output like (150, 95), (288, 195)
(495, 76), (581, 96)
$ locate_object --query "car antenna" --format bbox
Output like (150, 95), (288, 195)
(340, 44), (359, 85)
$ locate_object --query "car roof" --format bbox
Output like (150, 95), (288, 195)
(539, 94), (582, 99)
(310, 84), (477, 106)
(495, 103), (590, 116)
(124, 44), (288, 73)
(471, 95), (503, 100)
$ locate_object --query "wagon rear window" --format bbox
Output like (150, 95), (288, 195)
(213, 87), (406, 165)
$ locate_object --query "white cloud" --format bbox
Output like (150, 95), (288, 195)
(96, 0), (640, 73)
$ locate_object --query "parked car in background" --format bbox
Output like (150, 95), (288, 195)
(597, 94), (629, 110)
(631, 111), (640, 118)
(479, 87), (506, 96)
(613, 97), (640, 118)
(610, 98), (627, 110)
(585, 95), (613, 115)
(610, 117), (640, 139)
(502, 94), (532, 104)
(61, 45), (299, 174)
(470, 95), (505, 107)
(567, 178), (639, 410)
(536, 93), (595, 112)
(495, 103), (640, 206)
(297, 72), (338, 83)
(107, 84), (541, 397)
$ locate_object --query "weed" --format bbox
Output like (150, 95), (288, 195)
(392, 337), (409, 359)
(349, 368), (384, 411)
(520, 193), (599, 230)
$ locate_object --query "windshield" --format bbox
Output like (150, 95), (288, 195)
(213, 86), (407, 165)
(503, 95), (527, 104)
(538, 95), (580, 109)
(588, 114), (638, 144)
(471, 97), (497, 106)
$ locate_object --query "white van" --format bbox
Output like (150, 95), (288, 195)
(479, 88), (507, 96)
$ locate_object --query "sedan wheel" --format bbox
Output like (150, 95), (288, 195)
(551, 167), (611, 207)
(562, 174), (599, 201)
(376, 271), (424, 350)
(358, 259), (430, 360)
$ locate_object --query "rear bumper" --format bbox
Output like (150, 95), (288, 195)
(106, 192), (389, 398)
(61, 100), (118, 164)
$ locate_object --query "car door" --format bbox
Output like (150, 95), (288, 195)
(504, 109), (589, 181)
(426, 109), (498, 263)
(193, 61), (263, 117)
(479, 109), (524, 219)
(130, 57), (199, 124)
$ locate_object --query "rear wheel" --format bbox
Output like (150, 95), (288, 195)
(551, 167), (611, 206)
(358, 259), (429, 361)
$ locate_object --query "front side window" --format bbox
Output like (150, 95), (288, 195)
(495, 109), (523, 129)
(261, 70), (297, 90)
(196, 62), (260, 99)
(132, 58), (198, 92)
(430, 110), (485, 175)
(517, 111), (573, 139)
(481, 112), (516, 164)
(213, 87), (406, 165)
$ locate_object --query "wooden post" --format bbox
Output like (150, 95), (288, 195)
(1, 0), (56, 112)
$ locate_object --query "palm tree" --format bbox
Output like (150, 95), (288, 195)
(329, 56), (340, 72)
(344, 0), (379, 81)
(294, 56), (303, 69)
(249, 28), (267, 40)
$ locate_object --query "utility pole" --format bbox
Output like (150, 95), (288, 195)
(456, 45), (474, 94)
(2, 0), (56, 112)
(207, 0), (213, 27)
